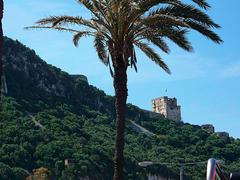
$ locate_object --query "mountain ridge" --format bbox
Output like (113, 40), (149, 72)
(1, 37), (240, 180)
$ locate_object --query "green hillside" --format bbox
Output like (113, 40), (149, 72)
(0, 37), (240, 180)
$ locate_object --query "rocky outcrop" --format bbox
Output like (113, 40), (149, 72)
(215, 132), (230, 143)
(71, 74), (88, 84)
(201, 124), (215, 134)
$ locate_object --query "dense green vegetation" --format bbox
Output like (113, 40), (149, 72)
(0, 37), (240, 179)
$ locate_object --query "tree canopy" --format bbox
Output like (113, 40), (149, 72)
(1, 38), (239, 180)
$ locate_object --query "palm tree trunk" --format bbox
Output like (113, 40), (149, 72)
(113, 55), (128, 180)
(0, 0), (3, 101)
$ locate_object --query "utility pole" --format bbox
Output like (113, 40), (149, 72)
(0, 0), (4, 101)
(180, 165), (184, 180)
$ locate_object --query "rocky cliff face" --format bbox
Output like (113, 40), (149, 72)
(2, 37), (155, 120)
(3, 37), (81, 97)
(2, 37), (115, 115)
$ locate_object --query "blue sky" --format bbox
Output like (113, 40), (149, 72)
(4, 0), (240, 138)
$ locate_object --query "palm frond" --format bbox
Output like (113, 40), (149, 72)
(77, 0), (94, 12)
(143, 14), (190, 28)
(25, 26), (80, 33)
(147, 36), (170, 54)
(132, 0), (182, 19)
(73, 31), (92, 47)
(36, 16), (61, 25)
(34, 16), (97, 30)
(130, 47), (138, 72)
(94, 32), (108, 65)
(77, 0), (111, 31)
(149, 5), (220, 28)
(161, 28), (193, 52)
(134, 41), (171, 74)
(185, 20), (223, 44)
(136, 33), (170, 53)
(108, 55), (114, 77)
(192, 0), (210, 9)
(92, 0), (110, 24)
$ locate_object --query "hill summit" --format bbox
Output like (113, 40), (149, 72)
(0, 37), (240, 180)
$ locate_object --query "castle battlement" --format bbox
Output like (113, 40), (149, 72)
(152, 96), (181, 121)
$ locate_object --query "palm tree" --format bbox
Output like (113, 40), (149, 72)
(0, 0), (3, 100)
(27, 0), (222, 179)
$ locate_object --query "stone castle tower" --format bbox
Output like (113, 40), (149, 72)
(152, 96), (181, 121)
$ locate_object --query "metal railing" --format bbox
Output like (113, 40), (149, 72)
(139, 158), (240, 180)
